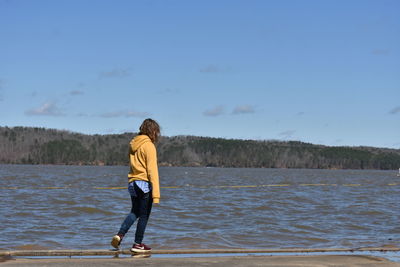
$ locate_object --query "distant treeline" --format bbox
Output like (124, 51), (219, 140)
(1, 126), (400, 170)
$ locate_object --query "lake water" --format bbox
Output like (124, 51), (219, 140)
(0, 164), (399, 252)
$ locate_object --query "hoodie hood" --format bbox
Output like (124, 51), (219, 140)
(130, 135), (152, 153)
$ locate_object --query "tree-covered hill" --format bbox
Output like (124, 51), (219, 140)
(1, 126), (400, 170)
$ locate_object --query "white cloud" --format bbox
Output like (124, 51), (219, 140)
(104, 128), (118, 134)
(200, 64), (221, 73)
(203, 106), (224, 117)
(232, 105), (255, 115)
(99, 110), (149, 118)
(25, 102), (65, 116)
(99, 68), (131, 79)
(158, 88), (180, 95)
(389, 106), (400, 115)
(126, 111), (149, 118)
(278, 130), (296, 139)
(372, 49), (389, 55)
(70, 90), (84, 96)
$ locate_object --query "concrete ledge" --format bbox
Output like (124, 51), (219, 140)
(1, 254), (399, 267)
(1, 247), (399, 257)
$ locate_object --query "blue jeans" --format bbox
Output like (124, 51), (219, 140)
(118, 182), (153, 244)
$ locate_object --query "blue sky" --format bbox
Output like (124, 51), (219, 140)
(0, 0), (399, 148)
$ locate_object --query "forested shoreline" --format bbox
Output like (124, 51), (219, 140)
(1, 126), (400, 170)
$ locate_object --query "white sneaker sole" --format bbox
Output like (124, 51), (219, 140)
(130, 248), (151, 253)
(111, 235), (121, 249)
(132, 254), (151, 258)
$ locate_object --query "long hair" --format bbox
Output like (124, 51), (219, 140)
(139, 118), (161, 143)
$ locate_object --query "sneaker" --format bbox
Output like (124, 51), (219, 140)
(131, 253), (151, 258)
(130, 243), (152, 253)
(111, 234), (124, 249)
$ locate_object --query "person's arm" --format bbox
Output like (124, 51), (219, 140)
(145, 142), (160, 203)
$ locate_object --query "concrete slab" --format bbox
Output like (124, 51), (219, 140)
(1, 255), (400, 267)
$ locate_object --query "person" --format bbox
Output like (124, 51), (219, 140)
(111, 118), (161, 253)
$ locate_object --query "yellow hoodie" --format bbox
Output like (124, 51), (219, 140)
(128, 135), (160, 204)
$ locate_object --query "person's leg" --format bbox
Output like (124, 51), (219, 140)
(111, 188), (138, 248)
(134, 189), (153, 244)
(118, 183), (139, 235)
(118, 200), (137, 236)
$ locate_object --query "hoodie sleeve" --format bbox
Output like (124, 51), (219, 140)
(144, 142), (160, 203)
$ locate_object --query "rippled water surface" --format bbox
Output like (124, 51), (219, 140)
(0, 165), (399, 250)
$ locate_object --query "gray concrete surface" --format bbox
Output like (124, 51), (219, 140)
(1, 255), (400, 267)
